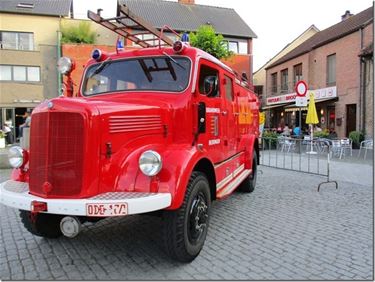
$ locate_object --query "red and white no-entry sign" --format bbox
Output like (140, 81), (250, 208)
(295, 80), (308, 97)
(295, 80), (308, 106)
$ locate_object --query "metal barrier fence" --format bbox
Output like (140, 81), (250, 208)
(260, 136), (329, 176)
(259, 136), (339, 191)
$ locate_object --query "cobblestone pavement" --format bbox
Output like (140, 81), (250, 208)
(0, 165), (373, 280)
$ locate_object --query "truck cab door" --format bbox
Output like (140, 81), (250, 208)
(195, 61), (223, 163)
(221, 74), (238, 157)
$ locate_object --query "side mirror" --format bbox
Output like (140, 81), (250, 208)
(203, 76), (218, 97)
(57, 57), (75, 76)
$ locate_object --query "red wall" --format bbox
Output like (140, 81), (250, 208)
(62, 44), (116, 96)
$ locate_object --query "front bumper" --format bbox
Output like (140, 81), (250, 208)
(0, 180), (171, 216)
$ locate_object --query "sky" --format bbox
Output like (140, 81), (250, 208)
(73, 0), (373, 71)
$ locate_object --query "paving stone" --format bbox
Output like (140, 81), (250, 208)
(0, 165), (373, 280)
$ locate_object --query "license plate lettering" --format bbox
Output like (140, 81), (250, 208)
(86, 203), (128, 217)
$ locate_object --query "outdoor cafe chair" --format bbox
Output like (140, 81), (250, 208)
(330, 139), (342, 158)
(278, 136), (296, 153)
(339, 138), (352, 159)
(358, 139), (373, 159)
(316, 138), (330, 153)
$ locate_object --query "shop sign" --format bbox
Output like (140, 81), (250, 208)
(266, 86), (337, 105)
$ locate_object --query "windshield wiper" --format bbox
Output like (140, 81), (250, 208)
(89, 58), (112, 78)
(162, 52), (186, 70)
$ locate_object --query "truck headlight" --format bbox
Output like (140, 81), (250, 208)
(139, 150), (162, 176)
(57, 57), (73, 75)
(8, 146), (26, 168)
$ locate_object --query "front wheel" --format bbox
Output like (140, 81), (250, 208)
(162, 172), (211, 262)
(19, 210), (63, 238)
(239, 150), (257, 193)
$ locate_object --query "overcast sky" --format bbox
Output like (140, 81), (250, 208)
(73, 0), (373, 71)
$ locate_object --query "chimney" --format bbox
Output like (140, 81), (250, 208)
(341, 10), (353, 21)
(178, 0), (195, 4)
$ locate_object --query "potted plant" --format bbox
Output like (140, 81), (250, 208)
(349, 131), (364, 149)
(262, 131), (278, 150)
(0, 131), (5, 149)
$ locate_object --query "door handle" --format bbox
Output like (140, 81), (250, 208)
(233, 112), (240, 116)
(221, 111), (227, 116)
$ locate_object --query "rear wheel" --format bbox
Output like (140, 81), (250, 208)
(163, 172), (211, 262)
(239, 151), (257, 193)
(19, 210), (63, 238)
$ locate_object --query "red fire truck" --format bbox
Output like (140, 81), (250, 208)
(0, 7), (259, 262)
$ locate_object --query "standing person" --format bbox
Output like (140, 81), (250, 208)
(19, 110), (32, 138)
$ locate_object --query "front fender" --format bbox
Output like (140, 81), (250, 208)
(239, 134), (258, 169)
(158, 144), (206, 210)
(103, 143), (207, 210)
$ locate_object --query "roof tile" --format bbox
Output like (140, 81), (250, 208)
(0, 0), (71, 17)
(120, 0), (257, 38)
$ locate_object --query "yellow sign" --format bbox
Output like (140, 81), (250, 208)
(259, 112), (265, 125)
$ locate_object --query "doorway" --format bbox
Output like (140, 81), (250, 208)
(346, 104), (356, 136)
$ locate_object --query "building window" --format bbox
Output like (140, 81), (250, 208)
(238, 42), (247, 54)
(327, 54), (336, 86)
(293, 63), (302, 85)
(271, 72), (277, 94)
(27, 67), (40, 82)
(0, 65), (40, 82)
(281, 69), (288, 92)
(227, 41), (239, 53)
(0, 31), (34, 50)
(198, 64), (219, 97)
(224, 75), (233, 101)
(254, 85), (263, 96)
(0, 65), (12, 80)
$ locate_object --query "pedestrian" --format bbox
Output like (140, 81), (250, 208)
(19, 110), (32, 138)
(282, 124), (290, 136)
(293, 125), (301, 136)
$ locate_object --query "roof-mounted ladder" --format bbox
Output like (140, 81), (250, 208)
(87, 5), (175, 48)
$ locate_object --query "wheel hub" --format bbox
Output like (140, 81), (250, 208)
(188, 193), (208, 243)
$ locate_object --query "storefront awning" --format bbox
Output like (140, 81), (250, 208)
(284, 106), (308, 112)
(315, 97), (338, 104)
(261, 103), (291, 110)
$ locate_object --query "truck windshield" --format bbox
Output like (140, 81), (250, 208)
(82, 56), (191, 95)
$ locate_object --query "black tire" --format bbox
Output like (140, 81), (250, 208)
(162, 172), (211, 262)
(19, 210), (63, 238)
(239, 150), (257, 193)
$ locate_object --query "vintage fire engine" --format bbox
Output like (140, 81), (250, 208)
(0, 6), (260, 262)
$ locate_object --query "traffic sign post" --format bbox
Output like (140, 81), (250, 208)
(295, 80), (308, 139)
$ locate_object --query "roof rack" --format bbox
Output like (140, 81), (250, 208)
(87, 5), (174, 48)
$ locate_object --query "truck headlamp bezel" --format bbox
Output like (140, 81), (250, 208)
(8, 146), (27, 169)
(139, 150), (162, 177)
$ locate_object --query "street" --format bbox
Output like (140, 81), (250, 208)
(0, 161), (373, 280)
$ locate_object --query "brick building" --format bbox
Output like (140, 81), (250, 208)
(263, 6), (373, 138)
(254, 24), (319, 109)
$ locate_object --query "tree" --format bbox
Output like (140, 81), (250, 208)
(189, 25), (233, 59)
(61, 22), (96, 44)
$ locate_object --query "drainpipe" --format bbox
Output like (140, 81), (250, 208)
(359, 28), (363, 132)
(361, 57), (366, 134)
